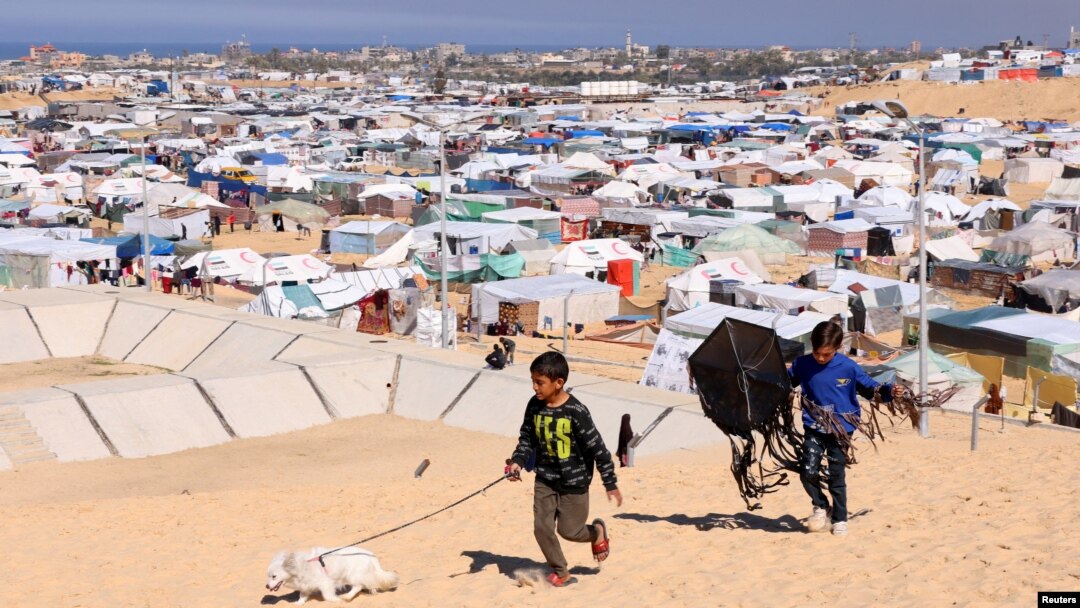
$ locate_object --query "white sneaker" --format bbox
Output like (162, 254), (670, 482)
(806, 507), (829, 533)
(832, 520), (848, 536)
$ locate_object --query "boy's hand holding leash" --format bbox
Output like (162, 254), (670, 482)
(892, 385), (906, 399)
(505, 461), (522, 481)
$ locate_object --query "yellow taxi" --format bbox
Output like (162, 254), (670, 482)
(220, 167), (257, 184)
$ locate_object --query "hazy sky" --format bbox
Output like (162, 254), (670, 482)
(8, 0), (1080, 48)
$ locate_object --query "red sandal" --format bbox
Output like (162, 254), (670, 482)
(546, 572), (572, 587)
(591, 518), (610, 562)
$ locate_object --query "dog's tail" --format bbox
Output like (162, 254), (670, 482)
(373, 563), (399, 591)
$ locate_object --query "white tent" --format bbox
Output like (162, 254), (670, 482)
(591, 180), (648, 205)
(123, 209), (210, 239)
(413, 221), (537, 253)
(470, 273), (620, 326)
(834, 160), (914, 187)
(925, 236), (979, 262)
(986, 221), (1075, 263)
(735, 283), (850, 316)
(329, 221), (412, 254)
(665, 257), (764, 311)
(549, 238), (644, 276)
(561, 152), (615, 175)
(239, 254), (333, 285)
(27, 203), (89, 223)
(858, 185), (914, 210)
(1003, 158), (1064, 184)
(181, 247), (267, 279)
(923, 191), (971, 225)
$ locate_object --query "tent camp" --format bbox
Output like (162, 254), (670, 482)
(328, 221), (411, 254)
(470, 273), (621, 329)
(549, 238), (644, 276)
(27, 203), (90, 224)
(412, 221), (537, 254)
(255, 198), (330, 232)
(735, 283), (850, 316)
(239, 254), (333, 285)
(665, 257), (765, 311)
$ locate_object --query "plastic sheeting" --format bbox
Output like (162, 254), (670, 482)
(471, 273), (620, 326)
(387, 287), (420, 334)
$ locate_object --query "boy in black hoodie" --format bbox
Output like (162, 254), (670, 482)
(507, 352), (622, 587)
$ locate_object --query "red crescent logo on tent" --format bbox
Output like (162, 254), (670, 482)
(239, 251), (257, 263)
(302, 257), (321, 270)
(611, 242), (628, 255)
(700, 270), (712, 279)
(66, 174), (78, 183)
(730, 262), (749, 276)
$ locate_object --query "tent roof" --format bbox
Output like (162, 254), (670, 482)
(665, 302), (831, 339)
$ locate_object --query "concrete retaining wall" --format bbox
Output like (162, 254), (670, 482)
(125, 311), (231, 370)
(392, 357), (478, 421)
(97, 301), (171, 361)
(293, 354), (399, 418)
(184, 323), (297, 373)
(0, 304), (51, 363)
(441, 370), (538, 436)
(60, 375), (231, 458)
(2, 388), (111, 462)
(28, 299), (114, 358)
(190, 366), (332, 437)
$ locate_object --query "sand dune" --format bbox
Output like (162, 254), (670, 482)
(1, 410), (1076, 607)
(809, 79), (1080, 122)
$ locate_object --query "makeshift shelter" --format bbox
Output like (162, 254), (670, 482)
(924, 236), (979, 262)
(1044, 177), (1080, 201)
(482, 207), (562, 244)
(328, 221), (411, 254)
(506, 239), (557, 276)
(254, 198), (330, 232)
(0, 233), (116, 288)
(665, 257), (765, 311)
(1019, 270), (1080, 311)
(585, 321), (660, 349)
(27, 203), (90, 225)
(981, 221), (1075, 266)
(876, 350), (987, 413)
(735, 283), (850, 316)
(413, 221), (537, 254)
(691, 224), (802, 264)
(240, 254), (332, 285)
(961, 199), (1022, 230)
(549, 238), (644, 277)
(470, 273), (621, 332)
(1003, 158), (1064, 184)
(806, 218), (873, 255)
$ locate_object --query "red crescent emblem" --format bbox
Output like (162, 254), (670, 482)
(239, 251), (257, 264)
(302, 257), (321, 270)
(730, 262), (749, 276)
(611, 242), (628, 255)
(67, 174), (78, 183)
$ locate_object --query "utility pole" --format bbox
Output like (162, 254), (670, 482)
(849, 32), (858, 64)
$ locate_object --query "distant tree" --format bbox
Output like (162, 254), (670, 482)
(433, 68), (447, 94)
(656, 45), (671, 60)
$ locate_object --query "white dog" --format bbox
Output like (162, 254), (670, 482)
(265, 547), (399, 604)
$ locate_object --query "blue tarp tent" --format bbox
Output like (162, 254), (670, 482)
(80, 234), (175, 257)
(568, 129), (605, 138)
(249, 152), (288, 165)
(523, 137), (561, 146)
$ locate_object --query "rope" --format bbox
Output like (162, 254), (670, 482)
(318, 474), (509, 561)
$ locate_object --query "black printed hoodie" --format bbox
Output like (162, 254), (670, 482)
(510, 394), (618, 494)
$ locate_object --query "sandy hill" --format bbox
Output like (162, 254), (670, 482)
(1, 410), (1075, 606)
(807, 78), (1080, 122)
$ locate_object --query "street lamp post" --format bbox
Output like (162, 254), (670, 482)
(140, 134), (151, 293)
(439, 130), (451, 349)
(870, 100), (929, 438)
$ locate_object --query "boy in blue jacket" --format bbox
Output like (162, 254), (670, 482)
(790, 320), (903, 536)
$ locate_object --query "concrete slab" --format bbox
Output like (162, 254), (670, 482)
(96, 301), (171, 361)
(0, 388), (111, 462)
(27, 299), (114, 358)
(275, 335), (369, 362)
(184, 323), (298, 373)
(59, 375), (231, 458)
(441, 370), (538, 437)
(0, 446), (11, 470)
(564, 385), (673, 456)
(0, 305), (51, 363)
(191, 367), (332, 437)
(392, 357), (478, 421)
(297, 354), (399, 418)
(635, 407), (728, 458)
(572, 380), (700, 409)
(237, 316), (342, 336)
(125, 311), (232, 370)
(0, 288), (113, 307)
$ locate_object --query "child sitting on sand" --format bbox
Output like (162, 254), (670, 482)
(790, 320), (904, 536)
(506, 352), (622, 587)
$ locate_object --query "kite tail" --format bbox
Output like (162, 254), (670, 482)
(724, 395), (804, 511)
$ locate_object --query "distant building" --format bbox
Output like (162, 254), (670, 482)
(910, 40), (922, 55)
(128, 49), (154, 64)
(434, 42), (466, 62)
(51, 52), (86, 69)
(1070, 26), (1080, 49)
(222, 37), (253, 64)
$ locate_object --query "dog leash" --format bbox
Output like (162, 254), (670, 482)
(316, 473), (512, 565)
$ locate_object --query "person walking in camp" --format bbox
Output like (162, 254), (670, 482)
(227, 212), (236, 233)
(506, 352), (622, 587)
(213, 215), (222, 236)
(499, 337), (516, 366)
(790, 320), (904, 536)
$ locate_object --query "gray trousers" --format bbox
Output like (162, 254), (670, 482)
(533, 480), (597, 577)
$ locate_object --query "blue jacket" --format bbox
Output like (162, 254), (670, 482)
(789, 353), (892, 434)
